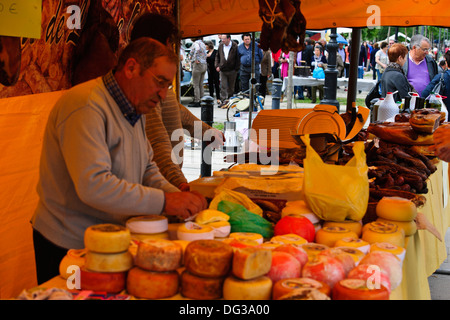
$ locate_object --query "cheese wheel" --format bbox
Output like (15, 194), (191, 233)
(258, 240), (284, 250)
(84, 224), (131, 253)
(80, 267), (126, 293)
(59, 249), (87, 279)
(347, 263), (392, 293)
(184, 240), (233, 277)
(195, 209), (230, 224)
(315, 226), (359, 248)
(135, 239), (183, 272)
(206, 221), (231, 238)
(180, 269), (224, 300)
(376, 218), (417, 237)
(177, 222), (215, 241)
(370, 242), (406, 262)
(274, 215), (315, 242)
(130, 232), (170, 241)
(334, 237), (370, 254)
(229, 232), (263, 244)
(282, 200), (314, 216)
(359, 251), (403, 290)
(223, 275), (272, 300)
(362, 221), (405, 248)
(271, 234), (308, 246)
(126, 267), (179, 299)
(319, 247), (356, 275)
(278, 288), (330, 300)
(376, 196), (417, 222)
(334, 246), (365, 265)
(301, 243), (329, 258)
(266, 251), (301, 283)
(224, 237), (260, 249)
(301, 255), (346, 289)
(232, 247), (272, 280)
(84, 250), (133, 272)
(332, 279), (389, 300)
(274, 244), (308, 267)
(126, 215), (168, 234)
(323, 220), (362, 237)
(272, 278), (330, 300)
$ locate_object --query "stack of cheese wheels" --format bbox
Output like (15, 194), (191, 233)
(272, 278), (331, 300)
(375, 196), (418, 237)
(126, 215), (169, 241)
(361, 221), (405, 248)
(182, 240), (233, 300)
(82, 224), (133, 293)
(177, 222), (215, 241)
(281, 200), (322, 232)
(223, 246), (273, 300)
(195, 209), (231, 239)
(323, 220), (363, 237)
(127, 239), (182, 299)
(315, 226), (359, 248)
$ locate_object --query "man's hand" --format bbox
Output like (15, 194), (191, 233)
(178, 182), (190, 191)
(164, 191), (208, 220)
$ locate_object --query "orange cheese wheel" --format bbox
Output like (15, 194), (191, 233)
(80, 267), (126, 293)
(323, 220), (362, 237)
(362, 221), (405, 248)
(301, 243), (329, 258)
(278, 288), (330, 300)
(232, 247), (272, 280)
(135, 239), (182, 272)
(332, 279), (390, 300)
(266, 251), (301, 283)
(271, 234), (308, 245)
(333, 246), (366, 265)
(180, 269), (224, 300)
(223, 275), (273, 300)
(258, 240), (284, 250)
(274, 244), (308, 267)
(315, 226), (359, 247)
(376, 196), (417, 222)
(229, 232), (263, 244)
(272, 278), (331, 300)
(126, 267), (179, 299)
(224, 237), (260, 249)
(84, 224), (131, 253)
(319, 247), (356, 276)
(184, 240), (233, 278)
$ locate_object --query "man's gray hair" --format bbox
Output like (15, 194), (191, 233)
(410, 34), (431, 49)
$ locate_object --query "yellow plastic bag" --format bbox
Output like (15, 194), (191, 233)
(209, 188), (263, 216)
(302, 135), (369, 222)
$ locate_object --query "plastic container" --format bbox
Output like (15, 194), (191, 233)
(408, 92), (419, 111)
(377, 92), (399, 122)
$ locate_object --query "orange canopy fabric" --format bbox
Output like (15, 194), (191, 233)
(180, 0), (449, 38)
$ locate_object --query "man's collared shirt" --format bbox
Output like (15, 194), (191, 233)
(103, 70), (141, 126)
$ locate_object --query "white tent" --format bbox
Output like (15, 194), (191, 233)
(388, 32), (411, 42)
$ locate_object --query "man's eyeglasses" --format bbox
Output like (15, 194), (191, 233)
(419, 47), (430, 53)
(148, 69), (173, 90)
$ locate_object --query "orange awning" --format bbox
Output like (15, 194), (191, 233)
(180, 0), (450, 38)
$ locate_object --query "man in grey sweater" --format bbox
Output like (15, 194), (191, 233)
(31, 38), (207, 284)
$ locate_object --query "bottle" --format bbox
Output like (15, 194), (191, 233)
(377, 92), (399, 122)
(435, 94), (448, 121)
(408, 92), (419, 111)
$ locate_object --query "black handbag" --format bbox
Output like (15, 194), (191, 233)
(432, 72), (446, 95)
(365, 80), (381, 108)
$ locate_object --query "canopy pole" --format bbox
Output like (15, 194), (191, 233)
(287, 51), (295, 109)
(175, 0), (181, 101)
(320, 28), (339, 111)
(346, 27), (361, 112)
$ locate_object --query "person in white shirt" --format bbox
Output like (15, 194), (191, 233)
(189, 37), (208, 107)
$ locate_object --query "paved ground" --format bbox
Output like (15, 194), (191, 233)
(178, 79), (450, 300)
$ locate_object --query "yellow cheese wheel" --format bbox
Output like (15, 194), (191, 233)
(376, 218), (417, 237)
(184, 240), (233, 277)
(334, 237), (370, 254)
(84, 224), (131, 253)
(376, 196), (417, 222)
(362, 222), (405, 248)
(323, 220), (362, 237)
(229, 232), (263, 244)
(180, 269), (225, 300)
(223, 275), (273, 300)
(84, 250), (133, 272)
(301, 243), (329, 258)
(125, 215), (168, 234)
(127, 267), (179, 299)
(271, 234), (308, 246)
(195, 209), (230, 224)
(370, 242), (406, 262)
(232, 247), (272, 280)
(59, 248), (87, 279)
(315, 226), (359, 247)
(272, 278), (331, 300)
(177, 222), (215, 241)
(258, 240), (284, 250)
(333, 246), (366, 265)
(135, 239), (183, 272)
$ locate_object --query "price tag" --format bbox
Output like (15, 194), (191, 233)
(0, 0), (42, 39)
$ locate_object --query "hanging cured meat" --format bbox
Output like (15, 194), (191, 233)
(0, 36), (21, 86)
(258, 0), (306, 54)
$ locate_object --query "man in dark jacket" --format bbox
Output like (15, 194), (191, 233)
(402, 34), (438, 96)
(215, 34), (240, 106)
